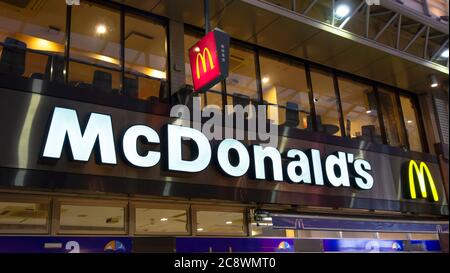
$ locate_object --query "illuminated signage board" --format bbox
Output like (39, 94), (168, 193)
(188, 29), (230, 92)
(41, 107), (374, 191)
(402, 160), (439, 202)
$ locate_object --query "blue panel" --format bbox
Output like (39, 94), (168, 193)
(410, 240), (441, 251)
(0, 237), (132, 253)
(323, 239), (404, 252)
(176, 237), (294, 253)
(272, 216), (448, 233)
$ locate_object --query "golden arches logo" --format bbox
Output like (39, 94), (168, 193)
(407, 160), (439, 202)
(195, 47), (215, 80)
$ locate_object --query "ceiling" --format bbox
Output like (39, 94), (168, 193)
(115, 0), (448, 94)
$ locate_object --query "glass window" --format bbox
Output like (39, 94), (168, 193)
(338, 78), (382, 143)
(226, 45), (258, 100)
(59, 203), (126, 234)
(400, 95), (423, 152)
(124, 13), (167, 101)
(196, 210), (246, 235)
(69, 2), (121, 92)
(0, 201), (49, 233)
(259, 55), (310, 129)
(0, 0), (66, 81)
(135, 207), (188, 234)
(378, 89), (406, 148)
(310, 69), (341, 136)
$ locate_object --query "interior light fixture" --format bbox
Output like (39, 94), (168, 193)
(407, 120), (413, 124)
(262, 77), (270, 84)
(441, 49), (449, 58)
(96, 24), (107, 35)
(197, 227), (204, 232)
(430, 74), (439, 88)
(225, 221), (233, 225)
(365, 110), (372, 114)
(335, 4), (351, 19)
(160, 217), (168, 222)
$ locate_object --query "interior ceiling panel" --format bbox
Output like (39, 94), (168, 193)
(289, 31), (355, 64)
(123, 0), (448, 94)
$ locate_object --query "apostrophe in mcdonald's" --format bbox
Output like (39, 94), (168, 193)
(188, 29), (230, 93)
(401, 160), (439, 202)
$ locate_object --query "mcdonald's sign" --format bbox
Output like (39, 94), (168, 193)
(402, 160), (439, 202)
(188, 29), (230, 92)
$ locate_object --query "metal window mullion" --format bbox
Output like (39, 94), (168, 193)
(332, 73), (346, 137)
(303, 0), (318, 15)
(374, 86), (388, 145)
(431, 39), (449, 60)
(64, 5), (72, 85)
(120, 6), (125, 93)
(305, 64), (317, 132)
(254, 48), (264, 104)
(365, 5), (370, 38)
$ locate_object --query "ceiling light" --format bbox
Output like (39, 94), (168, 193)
(430, 74), (439, 88)
(225, 221), (233, 225)
(261, 77), (270, 84)
(197, 227), (204, 232)
(365, 110), (372, 114)
(314, 97), (319, 102)
(96, 24), (107, 35)
(407, 120), (413, 124)
(441, 49), (449, 58)
(335, 4), (351, 19)
(160, 218), (168, 222)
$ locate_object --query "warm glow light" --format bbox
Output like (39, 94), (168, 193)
(96, 24), (107, 34)
(197, 228), (204, 232)
(441, 49), (449, 58)
(160, 218), (168, 222)
(335, 4), (351, 19)
(366, 110), (372, 114)
(225, 221), (233, 225)
(407, 120), (413, 124)
(262, 77), (270, 84)
(431, 83), (439, 88)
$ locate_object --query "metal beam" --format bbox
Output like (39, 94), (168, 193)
(403, 25), (426, 52)
(302, 0), (318, 15)
(365, 5), (370, 38)
(431, 39), (449, 60)
(331, 0), (335, 26)
(374, 13), (399, 41)
(371, 10), (394, 17)
(423, 26), (430, 59)
(339, 0), (366, 29)
(396, 14), (402, 49)
(240, 0), (449, 74)
(429, 33), (447, 40)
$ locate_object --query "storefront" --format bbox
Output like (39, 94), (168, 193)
(0, 0), (448, 253)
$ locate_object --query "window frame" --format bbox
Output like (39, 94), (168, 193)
(54, 197), (128, 235)
(0, 194), (51, 235)
(131, 202), (191, 236)
(191, 205), (248, 237)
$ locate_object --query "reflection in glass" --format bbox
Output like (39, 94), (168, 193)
(59, 204), (125, 234)
(310, 69), (341, 136)
(0, 201), (49, 233)
(259, 55), (309, 129)
(378, 89), (406, 148)
(135, 208), (187, 234)
(0, 0), (66, 80)
(69, 2), (121, 91)
(338, 78), (382, 143)
(125, 13), (167, 100)
(400, 95), (423, 152)
(196, 211), (245, 235)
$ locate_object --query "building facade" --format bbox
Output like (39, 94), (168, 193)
(0, 0), (448, 253)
